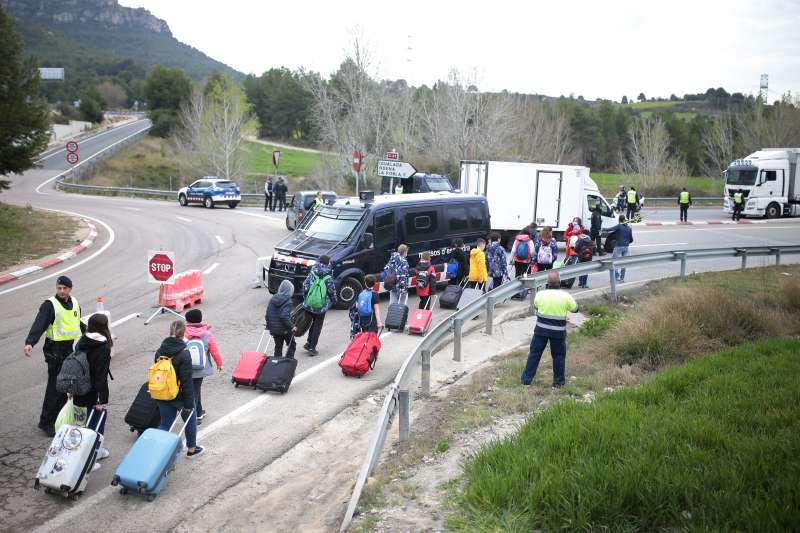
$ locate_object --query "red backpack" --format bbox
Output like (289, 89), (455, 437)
(339, 332), (382, 377)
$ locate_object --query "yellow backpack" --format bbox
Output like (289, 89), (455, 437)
(148, 356), (179, 401)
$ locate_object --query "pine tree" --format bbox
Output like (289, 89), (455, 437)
(0, 6), (50, 190)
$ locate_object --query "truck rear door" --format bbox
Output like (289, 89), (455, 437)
(534, 171), (562, 227)
(459, 161), (488, 194)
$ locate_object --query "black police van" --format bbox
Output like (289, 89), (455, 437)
(267, 191), (490, 309)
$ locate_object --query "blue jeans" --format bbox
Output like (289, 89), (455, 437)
(157, 400), (197, 449)
(521, 334), (567, 386)
(612, 245), (630, 281)
(578, 274), (588, 287)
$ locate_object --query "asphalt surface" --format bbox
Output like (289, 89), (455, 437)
(1, 120), (798, 531)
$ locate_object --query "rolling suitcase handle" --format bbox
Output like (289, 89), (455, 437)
(424, 295), (438, 311)
(85, 407), (107, 432)
(169, 408), (195, 438)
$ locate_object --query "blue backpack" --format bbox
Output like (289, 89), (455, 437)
(516, 241), (530, 261)
(357, 289), (373, 317)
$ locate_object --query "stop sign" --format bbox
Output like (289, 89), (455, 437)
(353, 150), (363, 172)
(147, 251), (175, 284)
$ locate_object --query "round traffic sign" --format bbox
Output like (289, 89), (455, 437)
(148, 253), (174, 283)
(353, 150), (363, 172)
(66, 140), (79, 153)
(66, 152), (79, 165)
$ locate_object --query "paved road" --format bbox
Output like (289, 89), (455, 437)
(0, 122), (798, 531)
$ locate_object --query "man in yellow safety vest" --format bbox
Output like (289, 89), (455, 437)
(732, 189), (745, 221)
(678, 187), (692, 222)
(521, 271), (578, 388)
(24, 276), (84, 436)
(626, 187), (640, 219)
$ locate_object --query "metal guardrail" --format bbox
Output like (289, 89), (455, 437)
(57, 179), (271, 204)
(339, 244), (800, 531)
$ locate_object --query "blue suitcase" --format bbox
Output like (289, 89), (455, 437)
(111, 409), (193, 501)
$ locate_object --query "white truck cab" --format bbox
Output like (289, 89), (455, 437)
(724, 148), (800, 218)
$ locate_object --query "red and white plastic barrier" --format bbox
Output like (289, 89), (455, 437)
(157, 270), (204, 312)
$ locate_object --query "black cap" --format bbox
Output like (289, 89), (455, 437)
(56, 276), (72, 288)
(185, 309), (202, 323)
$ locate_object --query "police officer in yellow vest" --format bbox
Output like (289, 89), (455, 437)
(626, 187), (640, 220)
(24, 276), (84, 437)
(732, 189), (745, 221)
(521, 271), (578, 388)
(678, 187), (692, 222)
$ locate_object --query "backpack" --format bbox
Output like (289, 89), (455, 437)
(147, 356), (179, 401)
(383, 270), (397, 291)
(416, 269), (429, 289)
(304, 272), (330, 311)
(537, 242), (554, 264)
(576, 236), (594, 261)
(56, 349), (91, 396)
(516, 241), (530, 261)
(357, 289), (373, 317)
(186, 336), (208, 371)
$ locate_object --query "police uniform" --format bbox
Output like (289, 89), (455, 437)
(626, 189), (639, 219)
(678, 190), (691, 222)
(733, 191), (744, 221)
(521, 286), (577, 387)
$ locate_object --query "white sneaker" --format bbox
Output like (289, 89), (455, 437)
(96, 448), (110, 460)
(92, 462), (101, 472)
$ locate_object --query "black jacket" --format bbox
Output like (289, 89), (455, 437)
(25, 296), (86, 352)
(72, 333), (112, 408)
(590, 209), (603, 234)
(266, 293), (294, 336)
(153, 337), (194, 410)
(450, 248), (469, 281)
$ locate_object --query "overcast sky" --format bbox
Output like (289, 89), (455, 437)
(120, 0), (800, 101)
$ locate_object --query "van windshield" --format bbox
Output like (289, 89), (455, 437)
(301, 208), (363, 241)
(425, 177), (453, 192)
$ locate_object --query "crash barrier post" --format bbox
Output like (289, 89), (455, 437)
(339, 244), (800, 532)
(158, 270), (204, 312)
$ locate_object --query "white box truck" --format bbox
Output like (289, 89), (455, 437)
(723, 148), (800, 218)
(459, 160), (617, 243)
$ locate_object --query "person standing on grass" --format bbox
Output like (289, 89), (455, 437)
(607, 214), (634, 283)
(521, 271), (577, 388)
(185, 309), (223, 425)
(678, 187), (692, 222)
(264, 176), (274, 212)
(24, 276), (85, 437)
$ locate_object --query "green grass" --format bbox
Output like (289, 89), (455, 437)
(578, 303), (621, 337)
(592, 171), (724, 197)
(624, 100), (687, 110)
(0, 202), (80, 271)
(451, 337), (800, 532)
(244, 141), (323, 178)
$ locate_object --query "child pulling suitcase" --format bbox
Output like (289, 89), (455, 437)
(231, 331), (272, 388)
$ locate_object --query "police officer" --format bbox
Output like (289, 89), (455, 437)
(626, 187), (640, 220)
(678, 187), (692, 222)
(24, 276), (84, 436)
(732, 189), (744, 221)
(521, 271), (578, 388)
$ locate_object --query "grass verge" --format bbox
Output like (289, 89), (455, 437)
(244, 140), (323, 177)
(451, 337), (800, 532)
(592, 171), (723, 197)
(0, 202), (81, 271)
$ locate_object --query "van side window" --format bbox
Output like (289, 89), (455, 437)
(468, 206), (485, 229)
(374, 211), (394, 250)
(405, 210), (438, 237)
(447, 207), (469, 231)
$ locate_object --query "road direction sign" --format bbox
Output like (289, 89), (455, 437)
(376, 159), (416, 180)
(66, 152), (79, 165)
(147, 250), (175, 284)
(384, 151), (399, 161)
(272, 150), (281, 168)
(66, 140), (79, 153)
(353, 150), (363, 172)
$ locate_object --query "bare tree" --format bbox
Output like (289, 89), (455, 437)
(738, 94), (800, 155)
(700, 116), (735, 177)
(511, 95), (577, 164)
(95, 81), (128, 109)
(622, 115), (688, 193)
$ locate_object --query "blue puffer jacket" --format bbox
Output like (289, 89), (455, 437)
(302, 263), (337, 313)
(383, 252), (409, 292)
(485, 242), (507, 278)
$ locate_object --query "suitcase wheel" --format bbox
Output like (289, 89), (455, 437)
(146, 494), (156, 502)
(44, 487), (53, 495)
(119, 487), (128, 495)
(111, 477), (119, 486)
(70, 493), (80, 501)
(234, 383), (239, 388)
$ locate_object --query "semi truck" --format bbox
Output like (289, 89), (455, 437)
(723, 148), (800, 218)
(458, 160), (617, 244)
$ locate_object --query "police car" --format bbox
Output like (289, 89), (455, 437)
(178, 177), (241, 208)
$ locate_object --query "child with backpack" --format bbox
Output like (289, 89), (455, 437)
(415, 252), (437, 309)
(349, 275), (383, 338)
(574, 234), (595, 289)
(151, 320), (203, 458)
(383, 245), (410, 305)
(266, 280), (297, 359)
(484, 232), (508, 289)
(448, 239), (469, 286)
(302, 255), (337, 356)
(511, 227), (535, 278)
(185, 309), (223, 425)
(534, 227), (558, 271)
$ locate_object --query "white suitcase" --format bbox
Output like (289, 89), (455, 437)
(457, 282), (486, 310)
(34, 410), (105, 500)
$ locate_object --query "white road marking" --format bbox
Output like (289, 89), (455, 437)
(203, 262), (220, 275)
(233, 210), (285, 224)
(176, 216), (192, 223)
(122, 206), (141, 212)
(0, 209), (115, 297)
(215, 235), (224, 244)
(111, 313), (140, 328)
(630, 242), (688, 248)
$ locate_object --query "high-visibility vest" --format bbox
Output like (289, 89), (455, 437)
(533, 289), (577, 337)
(679, 191), (690, 204)
(734, 192), (744, 204)
(45, 296), (81, 342)
(627, 190), (637, 204)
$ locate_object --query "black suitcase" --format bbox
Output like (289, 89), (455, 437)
(385, 303), (409, 331)
(560, 255), (579, 288)
(292, 304), (313, 337)
(256, 356), (298, 394)
(124, 383), (161, 435)
(439, 284), (463, 309)
(603, 234), (617, 254)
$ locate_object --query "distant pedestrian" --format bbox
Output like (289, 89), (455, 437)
(732, 188), (744, 221)
(350, 275), (383, 338)
(448, 239), (469, 286)
(626, 187), (640, 219)
(590, 203), (605, 255)
(511, 227), (535, 278)
(615, 186), (627, 213)
(264, 177), (274, 212)
(521, 271), (578, 388)
(467, 238), (488, 290)
(301, 255), (337, 356)
(485, 232), (508, 290)
(394, 182), (404, 195)
(414, 252), (437, 309)
(608, 214), (634, 282)
(266, 280), (297, 359)
(274, 176), (288, 212)
(383, 244), (410, 306)
(534, 226), (558, 271)
(678, 187), (692, 222)
(24, 276), (84, 437)
(185, 309), (223, 425)
(313, 190), (324, 211)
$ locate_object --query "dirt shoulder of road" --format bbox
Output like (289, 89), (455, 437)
(0, 203), (89, 274)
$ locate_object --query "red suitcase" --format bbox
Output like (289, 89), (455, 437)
(232, 331), (270, 388)
(408, 296), (436, 335)
(339, 330), (382, 378)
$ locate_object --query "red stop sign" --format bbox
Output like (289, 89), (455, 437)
(353, 150), (362, 172)
(148, 253), (174, 282)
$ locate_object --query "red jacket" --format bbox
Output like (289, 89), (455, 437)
(185, 322), (223, 367)
(565, 223), (585, 257)
(414, 261), (436, 297)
